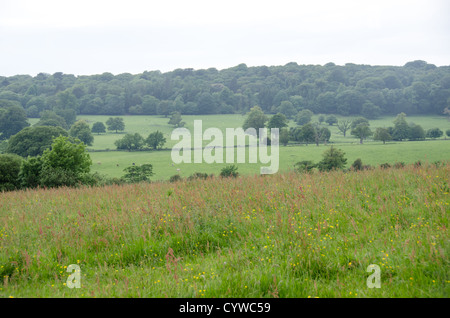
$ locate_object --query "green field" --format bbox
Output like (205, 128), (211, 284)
(1, 163), (448, 298)
(45, 114), (450, 181)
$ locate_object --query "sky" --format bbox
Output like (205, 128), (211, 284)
(0, 0), (449, 76)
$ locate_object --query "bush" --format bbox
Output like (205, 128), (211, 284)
(169, 174), (183, 183)
(0, 154), (23, 191)
(393, 162), (405, 168)
(121, 164), (154, 183)
(187, 172), (210, 181)
(294, 160), (316, 173)
(220, 165), (239, 178)
(380, 163), (391, 169)
(351, 158), (363, 171)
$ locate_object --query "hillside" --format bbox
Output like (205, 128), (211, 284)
(1, 60), (449, 120)
(1, 163), (448, 298)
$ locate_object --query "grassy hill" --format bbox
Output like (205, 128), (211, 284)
(1, 163), (448, 297)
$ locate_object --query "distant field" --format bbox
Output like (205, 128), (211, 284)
(1, 163), (448, 297)
(28, 114), (450, 180)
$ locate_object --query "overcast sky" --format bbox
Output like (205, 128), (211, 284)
(0, 0), (449, 76)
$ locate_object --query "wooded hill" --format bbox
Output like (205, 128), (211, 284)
(1, 60), (449, 119)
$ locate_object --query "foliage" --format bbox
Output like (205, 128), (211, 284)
(426, 128), (443, 139)
(242, 106), (267, 136)
(336, 119), (352, 137)
(373, 127), (392, 144)
(39, 136), (92, 188)
(0, 105), (29, 140)
(91, 122), (106, 134)
(0, 153), (23, 191)
(121, 164), (154, 183)
(295, 109), (313, 125)
(6, 126), (68, 157)
(325, 115), (338, 126)
(220, 164), (239, 178)
(294, 160), (316, 173)
(317, 146), (347, 171)
(115, 133), (145, 151)
(69, 120), (94, 146)
(351, 123), (373, 144)
(106, 117), (125, 133)
(146, 130), (166, 150)
(279, 128), (290, 146)
(267, 113), (288, 130)
(168, 111), (185, 127)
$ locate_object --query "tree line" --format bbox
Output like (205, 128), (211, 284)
(0, 60), (449, 123)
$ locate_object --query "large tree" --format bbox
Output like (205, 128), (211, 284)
(373, 127), (392, 144)
(242, 106), (268, 137)
(69, 120), (94, 146)
(114, 133), (144, 151)
(106, 117), (125, 133)
(7, 125), (68, 157)
(351, 123), (373, 144)
(146, 131), (166, 150)
(0, 106), (29, 140)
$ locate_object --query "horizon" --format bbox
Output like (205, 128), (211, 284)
(2, 59), (449, 78)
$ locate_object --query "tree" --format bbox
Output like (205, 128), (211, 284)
(317, 146), (347, 171)
(168, 111), (185, 127)
(267, 113), (288, 130)
(279, 128), (290, 146)
(337, 119), (352, 137)
(35, 110), (68, 129)
(7, 126), (68, 157)
(242, 106), (268, 137)
(315, 126), (331, 146)
(426, 128), (443, 139)
(325, 115), (338, 126)
(114, 133), (144, 151)
(351, 117), (370, 129)
(146, 130), (166, 150)
(408, 124), (425, 141)
(39, 136), (92, 188)
(106, 117), (125, 133)
(298, 123), (317, 145)
(446, 129), (450, 138)
(277, 101), (296, 119)
(91, 122), (106, 134)
(373, 127), (392, 144)
(18, 156), (43, 188)
(121, 164), (154, 183)
(0, 154), (23, 191)
(351, 123), (372, 144)
(69, 120), (94, 146)
(392, 113), (410, 141)
(0, 105), (29, 140)
(295, 109), (313, 125)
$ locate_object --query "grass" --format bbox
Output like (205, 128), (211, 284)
(0, 163), (449, 297)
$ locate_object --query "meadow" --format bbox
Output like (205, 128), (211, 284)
(61, 114), (450, 180)
(0, 163), (448, 297)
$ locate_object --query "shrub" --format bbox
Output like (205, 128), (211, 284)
(169, 174), (183, 183)
(294, 160), (316, 173)
(351, 158), (363, 171)
(380, 163), (391, 169)
(220, 165), (239, 178)
(317, 146), (347, 171)
(187, 172), (210, 181)
(121, 164), (154, 183)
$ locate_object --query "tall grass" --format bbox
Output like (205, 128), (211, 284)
(0, 163), (448, 297)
